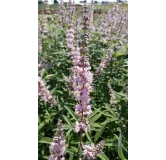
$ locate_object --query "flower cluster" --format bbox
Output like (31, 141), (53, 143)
(66, 0), (75, 51)
(38, 77), (56, 106)
(73, 3), (93, 133)
(59, 0), (68, 26)
(82, 140), (105, 159)
(73, 55), (93, 119)
(42, 10), (48, 37)
(68, 43), (81, 92)
(66, 25), (75, 50)
(96, 49), (112, 75)
(66, 4), (83, 93)
(38, 20), (42, 53)
(49, 120), (66, 160)
(70, 44), (80, 66)
(88, 0), (95, 36)
(75, 19), (82, 38)
(75, 121), (88, 133)
(95, 3), (128, 75)
(108, 84), (116, 107)
(98, 2), (128, 42)
(67, 0), (74, 15)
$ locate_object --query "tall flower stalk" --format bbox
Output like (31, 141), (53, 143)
(38, 20), (42, 53)
(42, 8), (48, 38)
(88, 0), (94, 37)
(73, 3), (93, 137)
(108, 84), (116, 107)
(66, 0), (75, 52)
(70, 4), (105, 159)
(38, 77), (56, 106)
(96, 49), (112, 75)
(49, 120), (66, 160)
(59, 0), (68, 27)
(68, 33), (81, 93)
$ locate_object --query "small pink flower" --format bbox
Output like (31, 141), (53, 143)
(80, 93), (90, 104)
(74, 121), (88, 133)
(82, 141), (104, 159)
(75, 121), (80, 132)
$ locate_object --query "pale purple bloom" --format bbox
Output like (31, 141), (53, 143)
(69, 3), (94, 134)
(82, 140), (105, 159)
(66, 28), (75, 50)
(42, 14), (48, 38)
(98, 2), (127, 42)
(108, 84), (116, 107)
(38, 77), (56, 106)
(80, 93), (90, 104)
(75, 121), (88, 133)
(38, 20), (42, 53)
(82, 143), (95, 159)
(49, 120), (66, 160)
(96, 51), (112, 75)
(67, 0), (74, 15)
(75, 104), (92, 117)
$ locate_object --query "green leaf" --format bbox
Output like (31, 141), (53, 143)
(66, 149), (74, 154)
(65, 128), (73, 138)
(39, 137), (52, 144)
(90, 127), (102, 131)
(101, 118), (116, 125)
(89, 108), (101, 119)
(51, 89), (63, 95)
(43, 156), (49, 160)
(69, 152), (74, 160)
(114, 92), (128, 100)
(98, 153), (109, 160)
(104, 104), (117, 117)
(62, 115), (73, 128)
(44, 74), (56, 80)
(85, 132), (92, 143)
(94, 123), (106, 142)
(64, 106), (77, 121)
(70, 141), (80, 145)
(90, 123), (101, 128)
(90, 112), (103, 123)
(52, 52), (63, 55)
(104, 143), (114, 146)
(117, 133), (126, 160)
(115, 52), (127, 57)
(120, 68), (128, 73)
(38, 122), (46, 131)
(70, 146), (78, 153)
(102, 112), (115, 118)
(109, 117), (119, 122)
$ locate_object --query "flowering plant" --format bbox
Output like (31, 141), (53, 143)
(38, 1), (128, 160)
